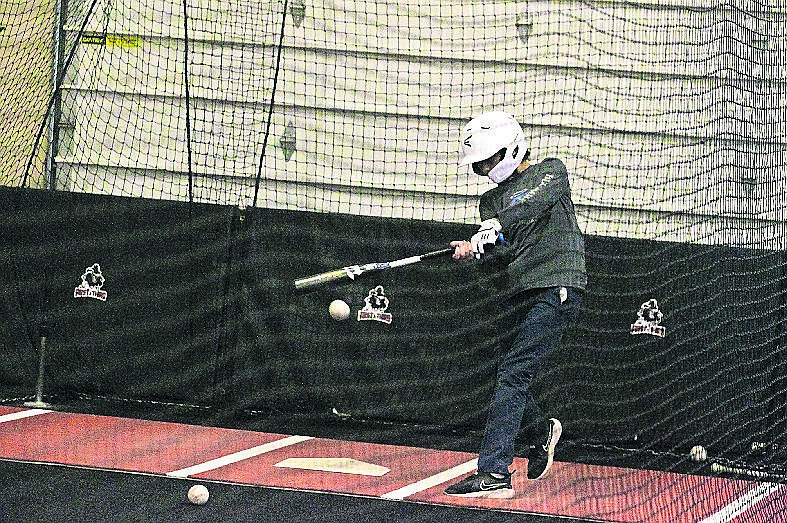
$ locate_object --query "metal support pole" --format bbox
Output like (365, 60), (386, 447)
(46, 0), (68, 190)
(24, 332), (52, 409)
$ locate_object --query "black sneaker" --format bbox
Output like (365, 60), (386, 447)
(527, 418), (562, 480)
(444, 471), (515, 498)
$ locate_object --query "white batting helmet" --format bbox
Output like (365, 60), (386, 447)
(459, 111), (528, 183)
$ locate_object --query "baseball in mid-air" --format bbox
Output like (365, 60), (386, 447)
(329, 299), (351, 321)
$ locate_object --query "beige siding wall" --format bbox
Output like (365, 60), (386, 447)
(48, 0), (786, 246)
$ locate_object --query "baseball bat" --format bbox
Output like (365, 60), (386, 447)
(710, 462), (783, 480)
(294, 246), (454, 290)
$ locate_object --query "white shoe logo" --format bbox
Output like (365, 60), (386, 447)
(479, 480), (506, 490)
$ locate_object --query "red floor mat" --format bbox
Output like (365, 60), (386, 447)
(0, 406), (783, 522)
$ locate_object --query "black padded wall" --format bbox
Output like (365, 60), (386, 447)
(1, 186), (785, 457)
(0, 187), (237, 404)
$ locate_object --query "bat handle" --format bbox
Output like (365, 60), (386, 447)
(420, 247), (455, 259)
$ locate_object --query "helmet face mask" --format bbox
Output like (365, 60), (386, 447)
(459, 111), (528, 184)
(471, 148), (506, 176)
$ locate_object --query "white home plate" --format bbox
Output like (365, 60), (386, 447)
(274, 457), (390, 476)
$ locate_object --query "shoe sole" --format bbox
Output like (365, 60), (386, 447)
(446, 488), (515, 499)
(529, 418), (562, 480)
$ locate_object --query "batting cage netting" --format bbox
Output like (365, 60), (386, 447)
(2, 0), (786, 491)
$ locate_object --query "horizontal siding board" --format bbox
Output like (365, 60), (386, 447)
(57, 90), (786, 221)
(67, 0), (784, 80)
(62, 42), (781, 140)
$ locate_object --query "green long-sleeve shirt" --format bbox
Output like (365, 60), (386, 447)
(478, 158), (587, 294)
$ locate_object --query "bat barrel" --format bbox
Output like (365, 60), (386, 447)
(294, 277), (319, 290)
(292, 246), (454, 291)
(294, 270), (347, 290)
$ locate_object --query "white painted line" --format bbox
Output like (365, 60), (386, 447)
(166, 435), (314, 478)
(0, 409), (52, 424)
(697, 482), (783, 523)
(381, 458), (478, 500)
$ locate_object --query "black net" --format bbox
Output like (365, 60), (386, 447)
(1, 0), (787, 494)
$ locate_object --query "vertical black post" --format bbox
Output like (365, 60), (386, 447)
(46, 0), (69, 190)
(252, 0), (289, 209)
(181, 0), (194, 206)
(24, 264), (52, 409)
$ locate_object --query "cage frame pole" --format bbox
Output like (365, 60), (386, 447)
(24, 332), (51, 409)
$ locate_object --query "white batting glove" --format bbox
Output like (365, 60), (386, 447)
(479, 218), (502, 234)
(470, 218), (502, 259)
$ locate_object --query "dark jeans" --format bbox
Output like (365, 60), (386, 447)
(477, 286), (583, 474)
